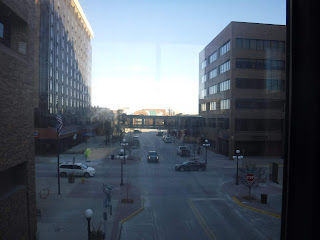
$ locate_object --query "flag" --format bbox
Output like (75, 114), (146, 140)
(57, 115), (63, 137)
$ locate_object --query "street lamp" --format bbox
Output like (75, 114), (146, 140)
(120, 148), (124, 186)
(84, 209), (93, 240)
(121, 138), (128, 164)
(203, 140), (210, 164)
(233, 149), (243, 185)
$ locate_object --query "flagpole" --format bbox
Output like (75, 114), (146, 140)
(57, 129), (61, 195)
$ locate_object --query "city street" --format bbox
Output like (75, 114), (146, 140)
(35, 131), (282, 240)
(120, 131), (281, 240)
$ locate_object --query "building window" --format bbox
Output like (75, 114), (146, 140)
(219, 60), (230, 74)
(201, 103), (206, 111)
(209, 51), (217, 63)
(209, 68), (217, 79)
(200, 60), (206, 69)
(208, 85), (218, 95)
(219, 79), (230, 92)
(219, 40), (230, 56)
(201, 74), (207, 83)
(221, 99), (230, 110)
(200, 89), (206, 99)
(210, 102), (216, 110)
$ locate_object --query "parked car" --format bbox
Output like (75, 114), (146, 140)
(147, 151), (159, 163)
(59, 162), (96, 177)
(133, 129), (141, 133)
(163, 136), (172, 143)
(175, 161), (206, 171)
(177, 146), (187, 155)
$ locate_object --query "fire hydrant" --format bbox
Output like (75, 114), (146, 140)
(81, 177), (85, 184)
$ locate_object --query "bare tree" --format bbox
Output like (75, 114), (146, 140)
(237, 160), (267, 196)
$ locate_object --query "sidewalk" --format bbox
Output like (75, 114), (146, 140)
(36, 136), (143, 240)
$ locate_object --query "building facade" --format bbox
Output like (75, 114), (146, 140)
(35, 0), (93, 153)
(0, 0), (38, 238)
(199, 22), (286, 159)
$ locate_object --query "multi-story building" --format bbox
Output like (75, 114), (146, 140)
(0, 0), (38, 238)
(199, 22), (286, 159)
(35, 0), (93, 153)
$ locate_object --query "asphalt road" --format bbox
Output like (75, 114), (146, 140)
(35, 131), (281, 240)
(122, 131), (281, 240)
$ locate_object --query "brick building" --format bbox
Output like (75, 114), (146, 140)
(199, 22), (286, 159)
(0, 0), (38, 239)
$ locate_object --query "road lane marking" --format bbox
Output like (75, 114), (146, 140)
(232, 196), (281, 218)
(189, 198), (224, 201)
(187, 199), (216, 240)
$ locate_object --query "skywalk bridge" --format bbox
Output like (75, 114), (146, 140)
(124, 115), (203, 130)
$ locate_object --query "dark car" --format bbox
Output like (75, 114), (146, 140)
(147, 151), (159, 163)
(180, 148), (191, 157)
(175, 161), (206, 171)
(156, 131), (164, 136)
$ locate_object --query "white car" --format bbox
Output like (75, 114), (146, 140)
(163, 136), (172, 143)
(177, 146), (187, 155)
(59, 162), (96, 177)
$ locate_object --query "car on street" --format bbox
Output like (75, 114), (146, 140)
(147, 151), (159, 163)
(59, 162), (96, 177)
(177, 146), (187, 155)
(163, 136), (172, 143)
(133, 129), (141, 133)
(175, 160), (206, 171)
(156, 131), (164, 136)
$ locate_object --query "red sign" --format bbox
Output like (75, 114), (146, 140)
(246, 173), (254, 182)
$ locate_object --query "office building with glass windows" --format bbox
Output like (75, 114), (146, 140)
(35, 0), (93, 153)
(199, 21), (286, 158)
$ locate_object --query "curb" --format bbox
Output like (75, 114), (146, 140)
(119, 196), (144, 224)
(117, 196), (145, 240)
(232, 196), (281, 218)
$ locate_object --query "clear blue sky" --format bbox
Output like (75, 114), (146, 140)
(78, 0), (286, 114)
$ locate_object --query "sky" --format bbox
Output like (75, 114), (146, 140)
(78, 0), (286, 114)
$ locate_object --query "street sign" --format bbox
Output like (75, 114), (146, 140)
(246, 173), (254, 182)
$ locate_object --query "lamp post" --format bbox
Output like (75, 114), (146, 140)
(120, 149), (124, 186)
(203, 140), (210, 164)
(233, 149), (243, 185)
(84, 209), (93, 240)
(121, 138), (128, 164)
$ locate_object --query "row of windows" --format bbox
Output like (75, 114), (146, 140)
(207, 60), (230, 81)
(235, 99), (284, 110)
(49, 84), (88, 101)
(203, 118), (282, 131)
(236, 58), (285, 70)
(200, 40), (230, 69)
(208, 79), (230, 95)
(200, 99), (230, 111)
(205, 118), (229, 130)
(236, 78), (284, 92)
(201, 79), (230, 98)
(236, 38), (285, 52)
(235, 119), (283, 131)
